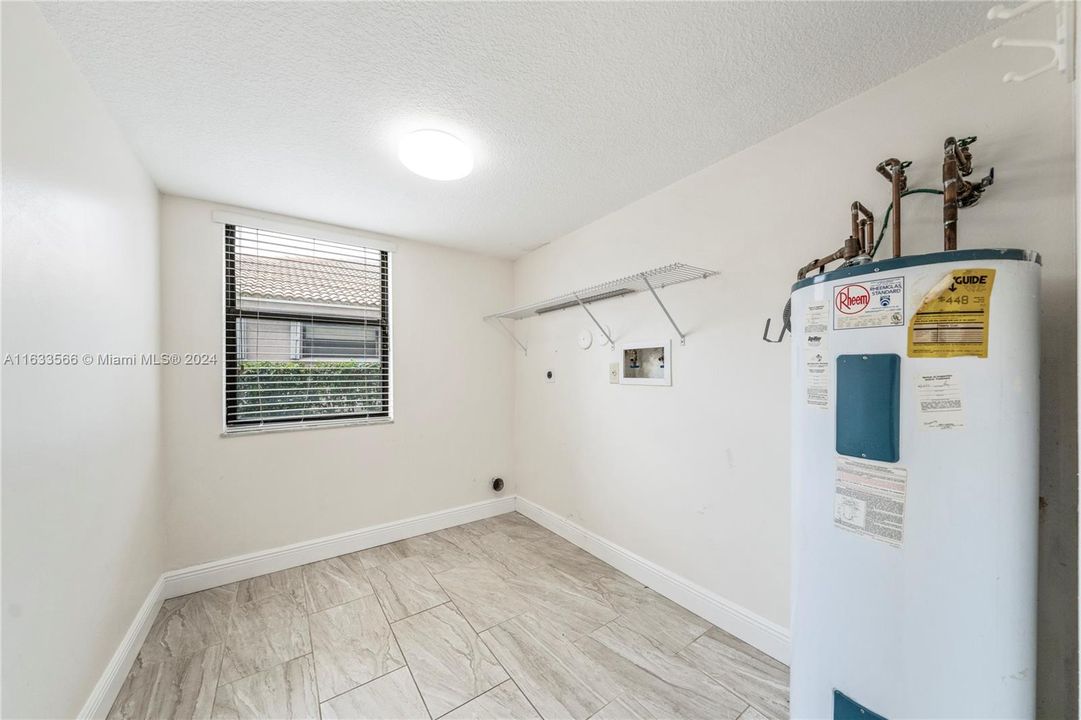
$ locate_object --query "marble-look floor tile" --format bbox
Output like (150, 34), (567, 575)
(220, 593), (311, 684)
(433, 526), (489, 557)
(442, 681), (540, 720)
(114, 518), (788, 720)
(309, 594), (405, 701)
(506, 565), (618, 640)
(565, 569), (657, 616)
(422, 545), (482, 575)
(352, 543), (408, 569)
(484, 514), (553, 543)
(527, 533), (585, 559)
(302, 554), (373, 613)
(320, 667), (430, 720)
(738, 706), (772, 720)
(481, 613), (620, 720)
(433, 563), (530, 633)
(368, 556), (450, 622)
(587, 696), (653, 720)
(450, 548), (524, 581)
(390, 533), (446, 559)
(212, 654), (318, 720)
(236, 567), (306, 609)
(455, 517), (504, 538)
(108, 643), (223, 720)
(395, 533), (478, 575)
(139, 585), (237, 664)
(678, 627), (790, 720)
(523, 564), (652, 620)
(585, 575), (654, 616)
(609, 591), (710, 655)
(581, 623), (746, 720)
(530, 539), (628, 585)
(211, 689), (234, 720)
(392, 603), (508, 717)
(475, 532), (546, 577)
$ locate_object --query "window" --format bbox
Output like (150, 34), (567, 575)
(225, 224), (390, 429)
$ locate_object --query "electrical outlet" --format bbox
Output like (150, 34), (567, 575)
(609, 363), (619, 384)
(545, 369), (555, 383)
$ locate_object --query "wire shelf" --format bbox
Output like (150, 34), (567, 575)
(484, 263), (718, 353)
(486, 263), (717, 320)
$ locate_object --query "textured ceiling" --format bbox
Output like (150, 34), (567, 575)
(39, 1), (992, 258)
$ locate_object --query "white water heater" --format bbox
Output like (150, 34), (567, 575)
(789, 249), (1040, 719)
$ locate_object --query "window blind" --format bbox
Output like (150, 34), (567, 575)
(224, 224), (390, 429)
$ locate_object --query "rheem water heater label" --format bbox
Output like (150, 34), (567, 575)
(833, 458), (907, 547)
(833, 277), (905, 330)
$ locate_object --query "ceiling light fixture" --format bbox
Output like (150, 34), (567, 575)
(398, 129), (473, 181)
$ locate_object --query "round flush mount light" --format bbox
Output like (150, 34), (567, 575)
(398, 129), (473, 181)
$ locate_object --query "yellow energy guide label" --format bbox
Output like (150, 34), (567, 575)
(907, 268), (996, 359)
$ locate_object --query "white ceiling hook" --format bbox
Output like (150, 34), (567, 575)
(987, 0), (1048, 21)
(988, 0), (1075, 83)
(994, 36), (1065, 82)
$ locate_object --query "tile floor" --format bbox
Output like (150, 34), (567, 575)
(108, 512), (789, 720)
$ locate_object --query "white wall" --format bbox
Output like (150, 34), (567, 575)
(512, 10), (1077, 716)
(159, 196), (515, 569)
(1, 4), (165, 718)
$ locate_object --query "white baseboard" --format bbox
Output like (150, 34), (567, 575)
(77, 575), (164, 720)
(162, 496), (516, 599)
(515, 495), (791, 664)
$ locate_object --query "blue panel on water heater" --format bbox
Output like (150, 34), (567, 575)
(834, 690), (887, 720)
(835, 353), (900, 463)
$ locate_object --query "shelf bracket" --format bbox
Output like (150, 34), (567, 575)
(989, 0), (1074, 83)
(490, 317), (527, 355)
(641, 274), (687, 345)
(573, 294), (615, 349)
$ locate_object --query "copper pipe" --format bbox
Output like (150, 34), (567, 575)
(796, 231), (864, 279)
(892, 177), (902, 257)
(943, 136), (993, 251)
(796, 246), (846, 279)
(943, 138), (960, 250)
(794, 201), (874, 280)
(850, 202), (874, 256)
(876, 158), (909, 258)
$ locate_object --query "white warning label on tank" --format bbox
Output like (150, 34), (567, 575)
(915, 373), (965, 431)
(834, 458), (907, 547)
(803, 303), (830, 409)
(833, 276), (905, 330)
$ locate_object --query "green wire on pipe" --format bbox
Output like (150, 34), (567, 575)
(870, 188), (944, 260)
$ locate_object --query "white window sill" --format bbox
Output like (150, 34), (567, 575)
(221, 416), (393, 437)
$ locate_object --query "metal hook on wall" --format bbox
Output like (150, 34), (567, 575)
(762, 298), (792, 343)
